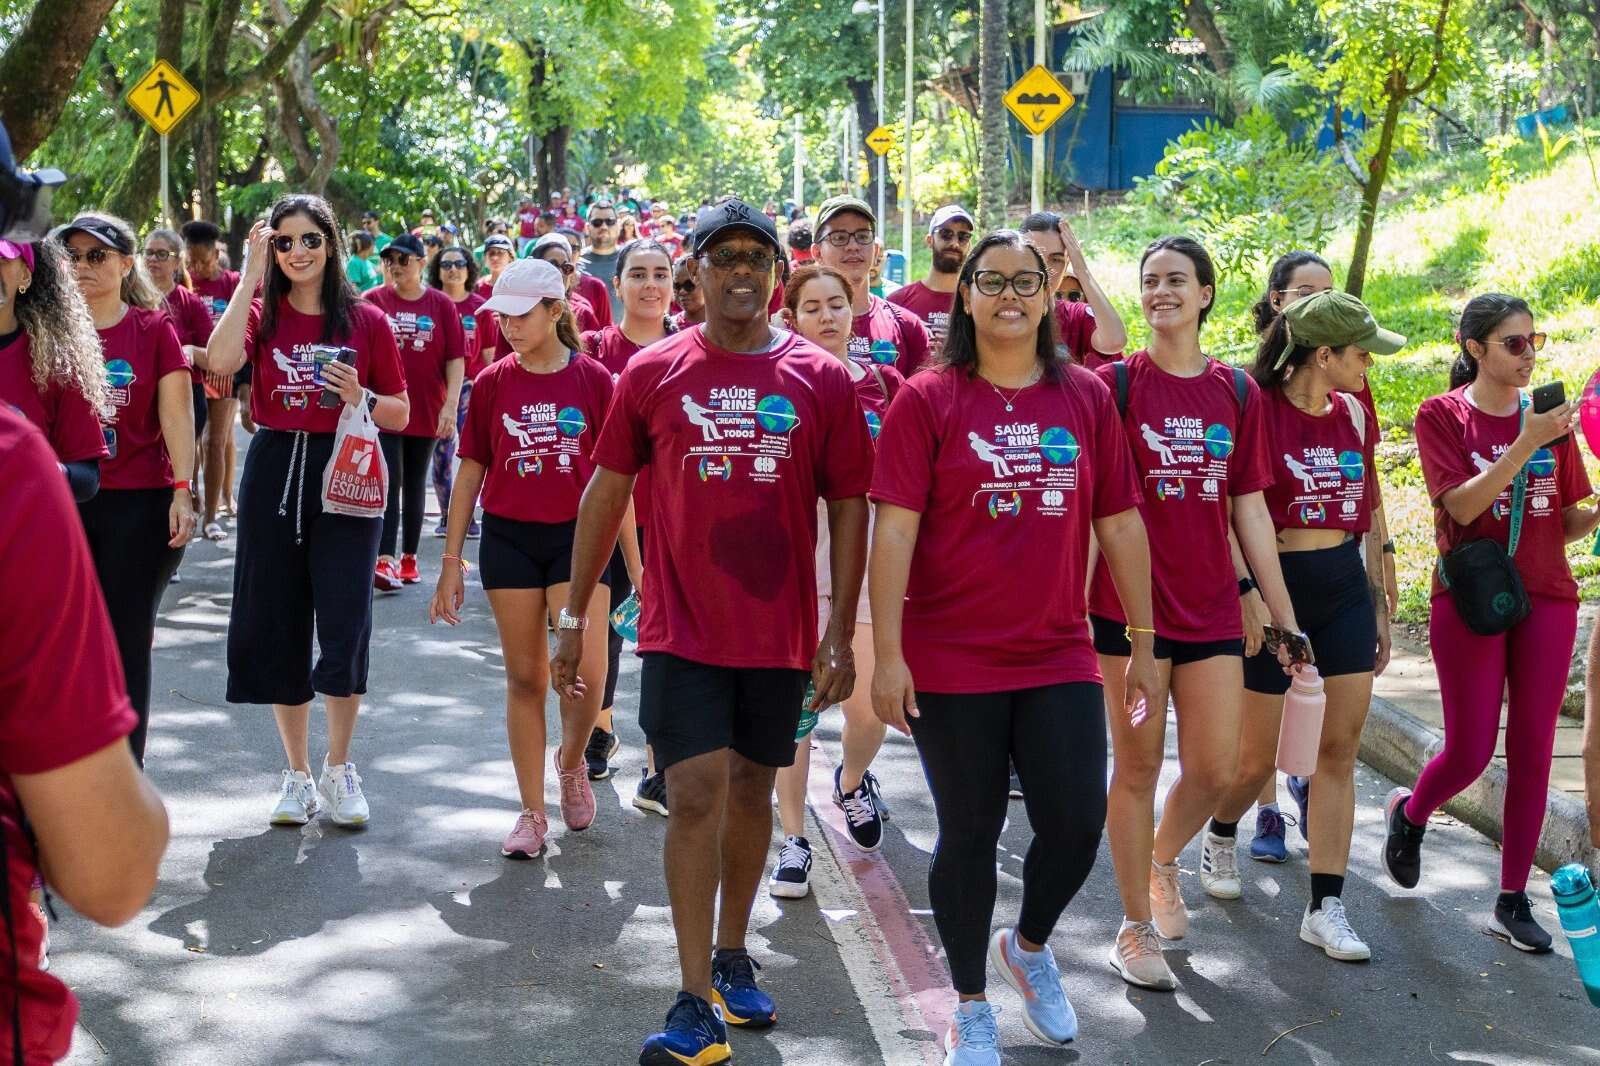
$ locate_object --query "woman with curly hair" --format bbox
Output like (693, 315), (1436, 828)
(0, 235), (109, 499)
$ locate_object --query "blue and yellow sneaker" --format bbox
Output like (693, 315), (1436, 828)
(639, 991), (731, 1066)
(710, 947), (776, 1028)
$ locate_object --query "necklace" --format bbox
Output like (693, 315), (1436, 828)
(980, 365), (1042, 411)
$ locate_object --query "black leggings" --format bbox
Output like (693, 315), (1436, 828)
(78, 488), (185, 765)
(910, 682), (1107, 994)
(380, 433), (434, 557)
(604, 526), (642, 711)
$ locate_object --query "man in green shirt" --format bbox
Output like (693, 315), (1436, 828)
(360, 210), (392, 252)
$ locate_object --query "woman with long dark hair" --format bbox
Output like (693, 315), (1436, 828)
(1203, 290), (1403, 961)
(59, 212), (196, 765)
(425, 242), (484, 539)
(207, 194), (409, 827)
(872, 230), (1159, 1060)
(1090, 236), (1301, 992)
(1384, 293), (1596, 953)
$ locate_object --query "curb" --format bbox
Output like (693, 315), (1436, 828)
(1360, 694), (1592, 874)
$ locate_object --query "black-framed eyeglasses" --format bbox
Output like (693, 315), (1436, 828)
(819, 228), (875, 248)
(702, 247), (775, 272)
(142, 248), (175, 262)
(673, 279), (698, 294)
(972, 269), (1047, 297)
(272, 233), (325, 253)
(439, 258), (470, 270)
(1489, 332), (1547, 356)
(384, 254), (416, 268)
(65, 247), (115, 266)
(588, 216), (618, 227)
(935, 228), (973, 245)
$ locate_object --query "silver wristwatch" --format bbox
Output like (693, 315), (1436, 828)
(557, 608), (588, 631)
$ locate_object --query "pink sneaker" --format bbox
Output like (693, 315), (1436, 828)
(555, 749), (595, 831)
(501, 808), (548, 859)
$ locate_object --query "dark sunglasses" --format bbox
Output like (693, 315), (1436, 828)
(384, 254), (417, 268)
(1063, 289), (1083, 303)
(972, 269), (1047, 297)
(588, 217), (618, 227)
(1488, 332), (1547, 356)
(142, 248), (176, 262)
(673, 279), (698, 294)
(935, 228), (973, 244)
(703, 247), (775, 272)
(65, 247), (116, 266)
(272, 233), (325, 253)
(439, 258), (470, 270)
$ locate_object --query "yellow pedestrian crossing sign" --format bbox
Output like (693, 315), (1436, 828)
(1004, 65), (1074, 136)
(127, 60), (200, 136)
(865, 125), (896, 156)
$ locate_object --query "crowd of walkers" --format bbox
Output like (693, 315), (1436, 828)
(4, 173), (1600, 1066)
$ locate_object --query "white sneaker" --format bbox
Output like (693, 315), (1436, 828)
(1299, 897), (1370, 961)
(1108, 919), (1178, 991)
(1149, 859), (1188, 940)
(1200, 832), (1242, 900)
(318, 758), (370, 828)
(270, 770), (319, 825)
(768, 836), (813, 899)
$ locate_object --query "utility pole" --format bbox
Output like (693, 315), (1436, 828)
(1031, 0), (1045, 212)
(902, 0), (914, 259)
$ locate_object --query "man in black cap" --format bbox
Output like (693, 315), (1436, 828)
(552, 198), (873, 1065)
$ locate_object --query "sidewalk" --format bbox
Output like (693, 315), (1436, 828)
(1363, 627), (1593, 873)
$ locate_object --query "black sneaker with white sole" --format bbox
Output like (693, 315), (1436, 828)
(833, 766), (884, 851)
(633, 767), (669, 816)
(1381, 787), (1425, 889)
(1009, 765), (1023, 800)
(1487, 891), (1553, 953)
(584, 726), (620, 780)
(768, 835), (812, 899)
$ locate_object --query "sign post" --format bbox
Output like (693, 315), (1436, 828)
(1004, 64), (1074, 212)
(1032, 0), (1047, 213)
(125, 60), (201, 228)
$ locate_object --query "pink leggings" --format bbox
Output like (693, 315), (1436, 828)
(1407, 594), (1577, 891)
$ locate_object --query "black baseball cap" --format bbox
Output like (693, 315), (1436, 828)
(57, 215), (133, 255)
(380, 233), (426, 259)
(691, 198), (780, 256)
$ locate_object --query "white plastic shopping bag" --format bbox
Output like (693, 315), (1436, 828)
(321, 399), (388, 518)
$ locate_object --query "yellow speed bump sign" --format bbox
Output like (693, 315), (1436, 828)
(865, 125), (896, 156)
(127, 60), (200, 135)
(1004, 65), (1074, 136)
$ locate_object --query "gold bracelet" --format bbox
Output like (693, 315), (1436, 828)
(1125, 625), (1156, 640)
(441, 553), (470, 573)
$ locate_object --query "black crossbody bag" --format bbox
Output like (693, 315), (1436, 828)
(1438, 403), (1532, 636)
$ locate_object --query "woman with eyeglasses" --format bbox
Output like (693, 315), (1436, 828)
(812, 196), (931, 375)
(1200, 291), (1403, 963)
(207, 194), (409, 828)
(58, 213), (196, 765)
(364, 233), (466, 591)
(1018, 212), (1126, 370)
(426, 245), (486, 538)
(1384, 294), (1596, 954)
(528, 233), (603, 333)
(144, 229), (215, 453)
(871, 230), (1158, 1061)
(669, 256), (705, 329)
(1089, 236), (1300, 992)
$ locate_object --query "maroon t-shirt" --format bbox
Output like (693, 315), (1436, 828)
(1054, 299), (1120, 369)
(242, 298), (407, 434)
(886, 281), (954, 353)
(591, 326), (876, 670)
(447, 291), (487, 377)
(849, 295), (932, 377)
(189, 270), (239, 325)
(96, 306), (190, 491)
(1087, 351), (1274, 641)
(582, 325), (677, 528)
(1416, 386), (1593, 601)
(847, 357), (903, 444)
(872, 365), (1141, 692)
(363, 286), (466, 437)
(460, 353), (614, 524)
(1260, 388), (1376, 533)
(0, 333), (108, 464)
(569, 290), (604, 334)
(0, 408), (136, 1066)
(575, 275), (614, 329)
(161, 284), (214, 385)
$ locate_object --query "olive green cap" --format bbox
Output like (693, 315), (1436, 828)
(815, 195), (876, 232)
(1283, 289), (1406, 355)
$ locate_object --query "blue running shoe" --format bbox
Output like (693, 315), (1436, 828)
(944, 999), (1002, 1065)
(988, 928), (1077, 1044)
(1286, 776), (1310, 841)
(1249, 806), (1289, 863)
(710, 948), (776, 1028)
(639, 992), (730, 1066)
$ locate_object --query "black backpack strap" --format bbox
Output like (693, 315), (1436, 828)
(1232, 366), (1249, 412)
(1113, 360), (1130, 416)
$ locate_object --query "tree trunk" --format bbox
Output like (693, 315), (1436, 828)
(976, 0), (1008, 230)
(1345, 83), (1405, 298)
(104, 0), (188, 225)
(194, 111), (221, 222)
(548, 124), (569, 197)
(1184, 0), (1234, 82)
(0, 0), (120, 160)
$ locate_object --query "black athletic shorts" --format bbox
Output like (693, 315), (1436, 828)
(479, 513), (621, 591)
(191, 380), (208, 439)
(639, 653), (809, 772)
(1244, 540), (1376, 694)
(1090, 614), (1244, 665)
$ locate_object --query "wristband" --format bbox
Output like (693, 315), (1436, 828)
(1125, 625), (1156, 641)
(173, 479), (192, 492)
(1238, 576), (1258, 597)
(364, 388), (379, 414)
(1381, 540), (1396, 554)
(441, 553), (470, 573)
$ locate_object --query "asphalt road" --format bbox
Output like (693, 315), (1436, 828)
(54, 509), (1600, 1066)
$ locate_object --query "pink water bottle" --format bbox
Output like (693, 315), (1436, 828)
(1276, 666), (1326, 777)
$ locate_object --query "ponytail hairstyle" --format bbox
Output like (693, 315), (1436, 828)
(614, 238), (676, 332)
(938, 229), (1063, 378)
(259, 193), (356, 346)
(1250, 314), (1318, 390)
(1252, 250), (1329, 335)
(1450, 292), (1533, 389)
(1139, 236), (1218, 329)
(547, 297), (583, 352)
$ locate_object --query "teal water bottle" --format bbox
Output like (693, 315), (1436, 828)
(793, 680), (819, 743)
(609, 591), (640, 642)
(1552, 863), (1600, 1008)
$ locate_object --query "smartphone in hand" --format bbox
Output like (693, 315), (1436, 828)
(315, 346), (359, 408)
(1262, 624), (1315, 667)
(1531, 381), (1570, 448)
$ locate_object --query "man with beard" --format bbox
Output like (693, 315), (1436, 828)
(813, 195), (931, 376)
(886, 203), (973, 353)
(577, 198), (624, 319)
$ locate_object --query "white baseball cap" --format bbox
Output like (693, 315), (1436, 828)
(928, 204), (975, 233)
(482, 259), (567, 316)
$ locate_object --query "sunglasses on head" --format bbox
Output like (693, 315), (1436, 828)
(272, 233), (325, 253)
(65, 247), (116, 266)
(1488, 332), (1547, 356)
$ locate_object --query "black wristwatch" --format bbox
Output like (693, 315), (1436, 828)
(364, 388), (379, 414)
(1238, 576), (1258, 597)
(1381, 539), (1396, 555)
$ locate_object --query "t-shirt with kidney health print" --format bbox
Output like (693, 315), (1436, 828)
(1260, 387), (1376, 533)
(363, 286), (466, 437)
(95, 306), (190, 490)
(886, 281), (953, 353)
(459, 352), (614, 524)
(1087, 351), (1273, 642)
(850, 295), (932, 377)
(591, 327), (875, 671)
(241, 298), (407, 434)
(872, 363), (1141, 692)
(1416, 385), (1592, 601)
